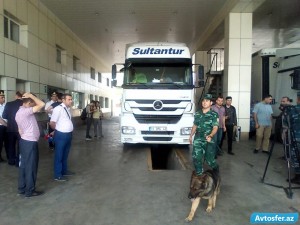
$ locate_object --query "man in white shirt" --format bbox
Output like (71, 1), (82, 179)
(45, 92), (57, 150)
(45, 92), (58, 118)
(0, 90), (8, 162)
(50, 94), (74, 182)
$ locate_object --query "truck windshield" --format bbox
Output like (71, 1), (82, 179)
(123, 62), (192, 86)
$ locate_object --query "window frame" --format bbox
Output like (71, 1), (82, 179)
(91, 67), (95, 80)
(73, 55), (79, 71)
(105, 97), (109, 108)
(98, 72), (102, 83)
(4, 15), (20, 43)
(56, 45), (63, 64)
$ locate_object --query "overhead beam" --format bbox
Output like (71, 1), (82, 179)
(189, 0), (266, 54)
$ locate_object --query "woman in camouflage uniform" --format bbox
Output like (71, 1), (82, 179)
(189, 94), (219, 176)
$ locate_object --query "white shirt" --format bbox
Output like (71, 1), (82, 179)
(50, 103), (73, 132)
(0, 103), (6, 126)
(45, 100), (55, 118)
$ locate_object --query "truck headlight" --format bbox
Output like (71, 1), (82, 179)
(122, 126), (136, 134)
(181, 127), (192, 135)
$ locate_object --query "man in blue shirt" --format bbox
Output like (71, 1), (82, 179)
(253, 94), (273, 154)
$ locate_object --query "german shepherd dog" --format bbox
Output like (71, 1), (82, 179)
(185, 170), (220, 222)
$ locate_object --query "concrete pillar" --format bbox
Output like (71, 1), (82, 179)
(224, 13), (252, 140)
(1, 77), (17, 101)
(25, 81), (40, 96)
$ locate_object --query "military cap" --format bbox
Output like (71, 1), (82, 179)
(0, 90), (4, 96)
(203, 93), (213, 100)
(51, 91), (57, 96)
(226, 96), (232, 100)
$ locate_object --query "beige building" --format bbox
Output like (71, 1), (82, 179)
(0, 0), (113, 118)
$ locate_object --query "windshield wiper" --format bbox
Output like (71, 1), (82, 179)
(160, 83), (184, 88)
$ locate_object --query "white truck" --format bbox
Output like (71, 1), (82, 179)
(112, 42), (202, 145)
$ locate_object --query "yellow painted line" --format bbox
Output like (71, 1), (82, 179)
(146, 148), (166, 172)
(147, 148), (153, 171)
(175, 149), (188, 170)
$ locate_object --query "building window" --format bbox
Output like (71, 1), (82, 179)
(100, 97), (104, 108)
(106, 78), (109, 86)
(91, 67), (95, 80)
(89, 94), (93, 101)
(105, 97), (109, 108)
(71, 91), (80, 109)
(4, 15), (20, 43)
(3, 11), (28, 47)
(56, 45), (63, 64)
(98, 72), (102, 83)
(73, 56), (79, 71)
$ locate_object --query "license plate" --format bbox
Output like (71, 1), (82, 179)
(149, 126), (167, 131)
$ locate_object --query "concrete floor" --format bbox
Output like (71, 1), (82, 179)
(0, 117), (299, 225)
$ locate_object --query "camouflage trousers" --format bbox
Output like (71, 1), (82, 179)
(192, 139), (219, 175)
(289, 139), (300, 173)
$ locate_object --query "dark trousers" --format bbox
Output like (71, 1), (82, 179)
(0, 126), (8, 159)
(225, 124), (234, 153)
(93, 118), (103, 137)
(54, 130), (72, 178)
(215, 128), (224, 155)
(18, 139), (39, 196)
(7, 132), (20, 165)
(85, 117), (93, 138)
(48, 118), (55, 148)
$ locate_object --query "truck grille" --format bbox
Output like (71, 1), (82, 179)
(143, 137), (173, 141)
(134, 115), (181, 124)
(138, 107), (178, 111)
(141, 131), (175, 135)
(132, 100), (185, 104)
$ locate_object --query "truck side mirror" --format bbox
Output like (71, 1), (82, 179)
(198, 65), (204, 80)
(112, 64), (117, 80)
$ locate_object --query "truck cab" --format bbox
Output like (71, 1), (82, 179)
(113, 42), (196, 144)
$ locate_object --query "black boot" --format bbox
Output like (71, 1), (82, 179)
(213, 166), (219, 176)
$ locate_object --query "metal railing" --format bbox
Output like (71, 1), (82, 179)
(198, 48), (224, 104)
(207, 48), (224, 73)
